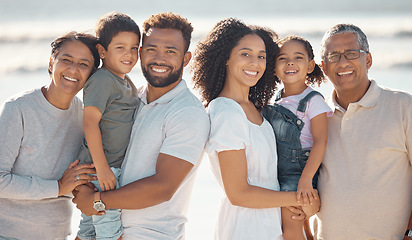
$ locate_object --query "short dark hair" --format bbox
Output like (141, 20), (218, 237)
(49, 31), (100, 75)
(142, 12), (193, 52)
(277, 36), (325, 86)
(96, 12), (141, 50)
(192, 18), (279, 110)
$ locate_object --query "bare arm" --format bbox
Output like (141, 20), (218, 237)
(73, 153), (194, 215)
(218, 149), (315, 208)
(297, 113), (328, 204)
(83, 106), (116, 191)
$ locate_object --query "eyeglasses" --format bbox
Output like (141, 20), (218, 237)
(325, 49), (368, 63)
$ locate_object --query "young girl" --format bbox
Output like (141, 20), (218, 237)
(263, 36), (332, 240)
(192, 20), (320, 240)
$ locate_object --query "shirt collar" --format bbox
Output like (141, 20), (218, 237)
(327, 80), (381, 112)
(138, 79), (188, 105)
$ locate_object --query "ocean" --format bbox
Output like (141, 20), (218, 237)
(0, 0), (411, 239)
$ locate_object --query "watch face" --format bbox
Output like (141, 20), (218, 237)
(93, 201), (105, 212)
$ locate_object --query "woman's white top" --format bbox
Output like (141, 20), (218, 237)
(206, 97), (283, 240)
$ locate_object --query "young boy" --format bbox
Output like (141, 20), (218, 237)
(76, 12), (140, 240)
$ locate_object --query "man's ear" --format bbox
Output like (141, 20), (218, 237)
(96, 44), (106, 59)
(321, 61), (326, 72)
(366, 52), (372, 70)
(183, 51), (192, 67)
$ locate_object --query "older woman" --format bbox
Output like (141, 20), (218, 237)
(0, 32), (100, 239)
(192, 19), (320, 239)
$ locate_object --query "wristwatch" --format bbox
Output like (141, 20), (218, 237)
(93, 192), (106, 212)
(406, 229), (412, 239)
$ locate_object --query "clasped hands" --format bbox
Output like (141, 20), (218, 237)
(287, 189), (320, 221)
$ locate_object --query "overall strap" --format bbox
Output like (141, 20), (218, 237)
(297, 90), (324, 113)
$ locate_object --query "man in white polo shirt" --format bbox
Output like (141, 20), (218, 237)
(313, 23), (412, 240)
(73, 12), (210, 239)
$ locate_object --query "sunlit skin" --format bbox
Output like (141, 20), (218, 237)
(47, 39), (97, 196)
(220, 34), (266, 125)
(275, 40), (315, 97)
(225, 34), (267, 90)
(140, 28), (191, 103)
(97, 31), (140, 79)
(86, 31), (140, 193)
(72, 28), (196, 226)
(273, 39), (326, 240)
(321, 32), (372, 109)
(46, 40), (95, 109)
(216, 34), (320, 227)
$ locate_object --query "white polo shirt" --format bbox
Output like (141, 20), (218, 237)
(314, 80), (412, 240)
(120, 80), (210, 240)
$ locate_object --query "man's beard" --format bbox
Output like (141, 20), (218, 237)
(142, 62), (184, 88)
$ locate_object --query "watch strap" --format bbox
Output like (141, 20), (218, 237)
(406, 229), (412, 238)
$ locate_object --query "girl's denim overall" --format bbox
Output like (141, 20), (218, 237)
(263, 90), (323, 191)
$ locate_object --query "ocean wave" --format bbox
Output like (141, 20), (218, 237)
(394, 31), (412, 38)
(2, 66), (48, 74)
(278, 30), (412, 39)
(0, 36), (55, 44)
(1, 29), (412, 45)
(390, 62), (412, 69)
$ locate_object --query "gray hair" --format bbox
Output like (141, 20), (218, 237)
(320, 24), (369, 60)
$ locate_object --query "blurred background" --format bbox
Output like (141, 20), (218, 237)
(1, 0), (411, 239)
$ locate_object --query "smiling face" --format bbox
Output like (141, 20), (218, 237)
(225, 34), (266, 89)
(321, 32), (372, 97)
(140, 28), (191, 88)
(275, 40), (315, 90)
(49, 40), (95, 98)
(98, 31), (139, 79)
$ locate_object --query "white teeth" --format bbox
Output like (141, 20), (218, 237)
(285, 70), (297, 74)
(337, 71), (353, 76)
(64, 76), (78, 82)
(244, 70), (257, 76)
(122, 61), (131, 64)
(152, 67), (167, 73)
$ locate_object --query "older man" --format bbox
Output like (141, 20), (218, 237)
(314, 23), (412, 240)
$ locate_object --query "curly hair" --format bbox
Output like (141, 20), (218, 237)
(192, 18), (280, 110)
(277, 36), (325, 86)
(142, 12), (193, 52)
(96, 12), (141, 50)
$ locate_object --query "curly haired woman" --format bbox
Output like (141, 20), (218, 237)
(192, 18), (320, 239)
